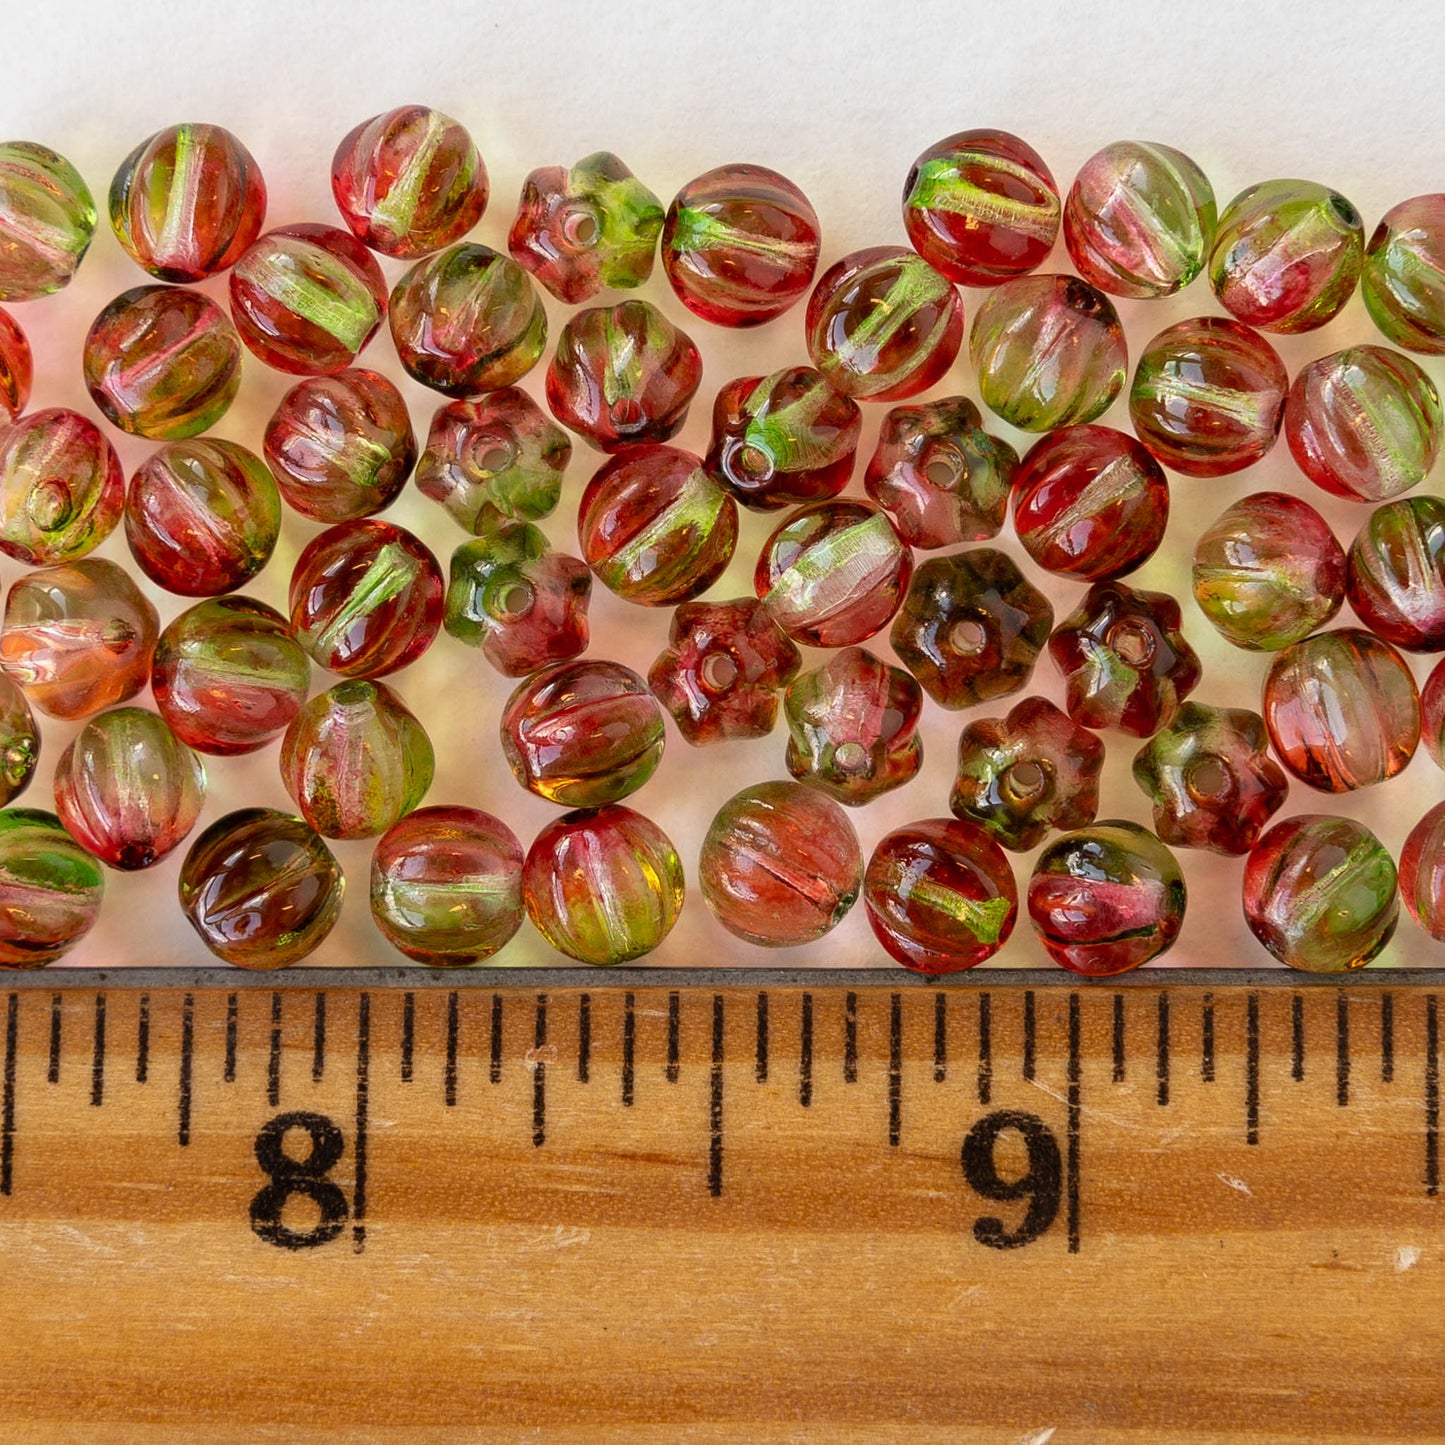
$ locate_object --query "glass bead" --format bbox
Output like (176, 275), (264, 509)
(1048, 581), (1202, 737)
(370, 805), (524, 966)
(1243, 814), (1397, 973)
(2, 559), (158, 720)
(863, 396), (1016, 550)
(125, 438), (281, 596)
(647, 597), (801, 746)
(289, 519), (443, 679)
(0, 308), (33, 422)
(1063, 140), (1216, 299)
(178, 807), (344, 969)
(1347, 496), (1445, 651)
(890, 548), (1053, 711)
(783, 646), (923, 806)
(704, 365), (860, 512)
(108, 123), (266, 282)
(0, 809), (105, 968)
(902, 129), (1059, 287)
(264, 369), (416, 524)
(1129, 317), (1287, 477)
(545, 300), (702, 453)
(1263, 628), (1419, 792)
(280, 679), (434, 840)
(151, 596), (310, 755)
(83, 285), (242, 440)
(699, 779), (862, 947)
(1284, 344), (1441, 503)
(1399, 801), (1445, 942)
(390, 242), (547, 398)
(1423, 656), (1445, 774)
(662, 164), (820, 327)
(1011, 424), (1169, 581)
(0, 142), (96, 301)
(1362, 195), (1445, 354)
(755, 499), (911, 649)
(950, 695), (1104, 853)
(1028, 820), (1186, 976)
(331, 105), (488, 259)
(501, 659), (664, 807)
(443, 510), (591, 678)
(0, 674), (37, 806)
(805, 246), (962, 401)
(1131, 701), (1288, 857)
(865, 819), (1018, 974)
(415, 388), (570, 529)
(524, 804), (684, 966)
(969, 275), (1127, 431)
(230, 223), (387, 376)
(53, 706), (205, 870)
(1208, 179), (1363, 334)
(509, 150), (664, 304)
(1191, 491), (1346, 652)
(578, 444), (736, 606)
(0, 408), (123, 566)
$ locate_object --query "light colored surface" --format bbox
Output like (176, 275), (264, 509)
(2, 0), (1444, 970)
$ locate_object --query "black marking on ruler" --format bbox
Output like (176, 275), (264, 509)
(312, 993), (326, 1083)
(888, 994), (902, 1147)
(353, 992), (370, 1254)
(1112, 993), (1125, 1084)
(1201, 993), (1214, 1083)
(844, 992), (858, 1084)
(1336, 993), (1350, 1107)
(1382, 992), (1395, 1083)
(799, 993), (813, 1108)
(622, 993), (635, 1107)
(666, 991), (680, 1083)
(755, 992), (768, 1084)
(577, 993), (590, 1083)
(47, 995), (60, 1085)
(444, 992), (459, 1108)
(489, 993), (503, 1085)
(933, 992), (946, 1084)
(1067, 992), (1081, 1256)
(1, 994), (16, 1196)
(1156, 993), (1170, 1107)
(91, 994), (106, 1108)
(177, 994), (194, 1148)
(1426, 995), (1439, 1198)
(708, 994), (724, 1198)
(977, 993), (992, 1106)
(267, 992), (282, 1107)
(532, 995), (547, 1148)
(1291, 994), (1305, 1081)
(135, 995), (150, 1084)
(1246, 992), (1260, 1146)
(1022, 991), (1036, 1082)
(224, 993), (237, 1083)
(400, 992), (414, 1083)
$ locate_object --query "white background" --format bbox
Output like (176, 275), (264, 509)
(3, 0), (1444, 971)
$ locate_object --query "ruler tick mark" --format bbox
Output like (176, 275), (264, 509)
(489, 994), (503, 1085)
(91, 994), (106, 1108)
(1022, 991), (1036, 1082)
(353, 992), (370, 1254)
(755, 992), (768, 1084)
(1112, 993), (1125, 1084)
(708, 994), (724, 1197)
(933, 991), (947, 1083)
(178, 994), (194, 1147)
(1067, 992), (1081, 1255)
(223, 993), (237, 1083)
(844, 991), (858, 1084)
(533, 995), (547, 1148)
(888, 994), (902, 1147)
(1, 994), (16, 1197)
(1382, 992), (1395, 1083)
(577, 993), (590, 1084)
(400, 992), (414, 1083)
(1336, 993), (1350, 1107)
(135, 994), (150, 1084)
(665, 991), (680, 1083)
(1246, 992), (1260, 1146)
(1156, 993), (1170, 1107)
(978, 992), (992, 1106)
(1426, 995), (1438, 1197)
(46, 994), (60, 1085)
(1201, 993), (1214, 1083)
(622, 993), (635, 1107)
(312, 993), (326, 1083)
(799, 993), (813, 1108)
(445, 992), (459, 1107)
(1292, 994), (1305, 1081)
(266, 992), (281, 1108)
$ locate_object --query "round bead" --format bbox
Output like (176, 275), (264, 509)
(1347, 496), (1445, 651)
(0, 809), (105, 968)
(83, 285), (242, 440)
(699, 780), (862, 948)
(0, 142), (96, 301)
(902, 129), (1059, 287)
(151, 596), (310, 756)
(1027, 820), (1186, 976)
(179, 808), (344, 969)
(524, 805), (684, 966)
(108, 123), (266, 282)
(1243, 815), (1397, 973)
(1400, 801), (1445, 942)
(0, 675), (38, 806)
(1063, 140), (1216, 299)
(0, 308), (33, 422)
(1362, 195), (1445, 354)
(53, 707), (205, 870)
(370, 805), (524, 965)
(1129, 317), (1287, 477)
(1423, 657), (1445, 773)
(865, 819), (1017, 974)
(661, 164), (820, 327)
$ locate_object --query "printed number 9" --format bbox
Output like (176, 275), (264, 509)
(960, 1109), (1062, 1249)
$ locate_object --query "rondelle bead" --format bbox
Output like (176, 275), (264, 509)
(331, 105), (488, 259)
(806, 246), (963, 401)
(699, 780), (862, 948)
(968, 275), (1127, 431)
(151, 596), (310, 755)
(501, 659), (664, 807)
(371, 805), (524, 965)
(1347, 496), (1445, 651)
(1129, 317), (1287, 477)
(125, 438), (281, 596)
(509, 150), (663, 304)
(0, 408), (123, 566)
(1208, 179), (1363, 333)
(178, 807), (344, 969)
(264, 369), (417, 524)
(1263, 628), (1420, 792)
(0, 809), (105, 967)
(1284, 345), (1441, 503)
(1243, 815), (1397, 973)
(280, 679), (434, 840)
(902, 129), (1059, 287)
(1362, 195), (1445, 354)
(1011, 424), (1169, 581)
(0, 675), (38, 805)
(662, 164), (820, 327)
(1028, 820), (1186, 976)
(524, 805), (684, 966)
(865, 819), (1018, 974)
(53, 706), (205, 870)
(390, 242), (548, 397)
(1191, 492), (1346, 651)
(109, 123), (266, 282)
(1400, 801), (1445, 942)
(0, 142), (96, 301)
(0, 308), (33, 422)
(289, 519), (443, 678)
(1063, 140), (1216, 299)
(82, 285), (242, 440)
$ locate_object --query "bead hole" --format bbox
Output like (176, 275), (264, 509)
(1185, 755), (1231, 803)
(834, 741), (869, 774)
(491, 581), (536, 620)
(923, 447), (961, 489)
(609, 398), (645, 432)
(1107, 619), (1156, 667)
(735, 443), (772, 479)
(472, 434), (517, 475)
(562, 206), (600, 247)
(700, 652), (738, 693)
(949, 618), (988, 657)
(1004, 759), (1049, 802)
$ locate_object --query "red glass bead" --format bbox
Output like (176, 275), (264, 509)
(1424, 656), (1445, 772)
(0, 810), (104, 968)
(1399, 800), (1445, 942)
(0, 673), (38, 806)
(0, 142), (96, 302)
(1346, 496), (1445, 651)
(0, 307), (33, 422)
(1363, 195), (1445, 354)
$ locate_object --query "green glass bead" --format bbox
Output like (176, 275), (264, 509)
(0, 675), (38, 806)
(1362, 195), (1445, 355)
(0, 808), (105, 967)
(0, 142), (96, 301)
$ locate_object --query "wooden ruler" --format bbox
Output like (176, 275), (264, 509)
(0, 970), (1441, 1443)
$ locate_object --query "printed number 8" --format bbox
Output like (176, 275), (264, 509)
(250, 1110), (349, 1250)
(960, 1109), (1062, 1249)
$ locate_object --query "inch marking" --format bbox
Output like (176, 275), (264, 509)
(1382, 992), (1395, 1084)
(224, 993), (237, 1083)
(488, 994), (502, 1085)
(312, 993), (326, 1083)
(1427, 995), (1439, 1198)
(708, 994), (724, 1198)
(888, 993), (902, 1147)
(755, 992), (768, 1084)
(933, 992), (947, 1083)
(621, 993), (635, 1107)
(1111, 993), (1125, 1083)
(799, 993), (814, 1108)
(532, 995), (547, 1147)
(135, 994), (150, 1084)
(577, 993), (590, 1084)
(1292, 994), (1305, 1081)
(1246, 992), (1260, 1146)
(665, 991), (680, 1083)
(978, 992), (992, 1105)
(1, 994), (16, 1196)
(177, 994), (194, 1148)
(444, 992), (459, 1107)
(353, 992), (370, 1254)
(46, 995), (60, 1085)
(1337, 994), (1351, 1107)
(1067, 992), (1081, 1255)
(91, 993), (106, 1108)
(1022, 990), (1036, 1082)
(400, 991), (414, 1083)
(844, 991), (858, 1084)
(266, 992), (282, 1107)
(1201, 993), (1214, 1084)
(1156, 992), (1170, 1106)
